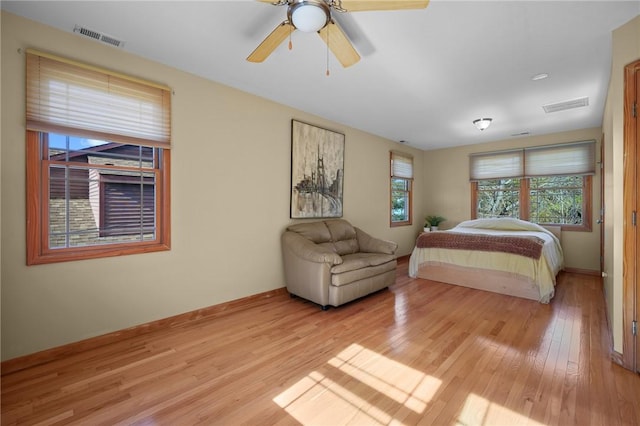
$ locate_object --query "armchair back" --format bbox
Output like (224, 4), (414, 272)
(287, 219), (360, 255)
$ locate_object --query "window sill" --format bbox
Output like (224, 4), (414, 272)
(390, 221), (412, 228)
(27, 241), (170, 265)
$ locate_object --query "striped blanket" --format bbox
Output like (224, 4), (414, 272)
(416, 232), (544, 259)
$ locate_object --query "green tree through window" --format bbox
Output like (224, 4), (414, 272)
(477, 178), (520, 218)
(473, 175), (591, 231)
(391, 178), (411, 222)
(529, 176), (584, 225)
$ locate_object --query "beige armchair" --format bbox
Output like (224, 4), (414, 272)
(281, 219), (398, 310)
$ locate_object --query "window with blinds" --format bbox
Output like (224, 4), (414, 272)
(470, 141), (595, 181)
(26, 50), (171, 147)
(26, 50), (171, 265)
(470, 140), (595, 230)
(390, 151), (413, 226)
(469, 149), (523, 181)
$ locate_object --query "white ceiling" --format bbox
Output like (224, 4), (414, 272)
(3, 1), (639, 151)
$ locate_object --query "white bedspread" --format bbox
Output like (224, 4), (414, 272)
(409, 218), (564, 303)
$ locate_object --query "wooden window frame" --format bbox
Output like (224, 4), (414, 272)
(26, 131), (171, 265)
(471, 175), (592, 232)
(390, 177), (413, 227)
(390, 151), (414, 227)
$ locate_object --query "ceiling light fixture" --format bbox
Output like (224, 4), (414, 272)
(288, 0), (330, 33)
(473, 118), (492, 131)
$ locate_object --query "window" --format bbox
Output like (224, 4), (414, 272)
(528, 175), (586, 225)
(470, 141), (595, 231)
(26, 50), (171, 265)
(475, 178), (521, 219)
(390, 151), (413, 226)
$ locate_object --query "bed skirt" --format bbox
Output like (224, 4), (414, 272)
(413, 261), (551, 303)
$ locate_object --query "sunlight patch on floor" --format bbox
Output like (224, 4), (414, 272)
(273, 343), (442, 425)
(456, 393), (546, 426)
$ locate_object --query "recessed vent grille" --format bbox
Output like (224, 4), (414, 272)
(73, 25), (125, 48)
(542, 97), (589, 113)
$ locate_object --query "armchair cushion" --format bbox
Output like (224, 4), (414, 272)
(326, 220), (360, 255)
(331, 252), (396, 274)
(287, 221), (332, 243)
(281, 231), (342, 265)
(331, 261), (397, 287)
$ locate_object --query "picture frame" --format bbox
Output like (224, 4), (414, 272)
(290, 120), (345, 219)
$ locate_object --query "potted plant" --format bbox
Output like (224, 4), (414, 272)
(425, 215), (446, 231)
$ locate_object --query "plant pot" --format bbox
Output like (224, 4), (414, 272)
(431, 226), (439, 231)
(423, 227), (430, 232)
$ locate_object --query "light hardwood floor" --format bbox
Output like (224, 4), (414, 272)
(2, 259), (639, 425)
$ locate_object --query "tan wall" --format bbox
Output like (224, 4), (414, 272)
(421, 128), (603, 272)
(0, 12), (425, 360)
(602, 15), (640, 354)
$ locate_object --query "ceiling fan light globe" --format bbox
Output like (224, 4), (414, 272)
(290, 2), (329, 33)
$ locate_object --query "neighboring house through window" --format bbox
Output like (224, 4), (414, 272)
(26, 50), (171, 265)
(390, 151), (413, 226)
(470, 140), (595, 231)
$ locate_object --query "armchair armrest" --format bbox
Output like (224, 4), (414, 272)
(281, 231), (342, 307)
(355, 228), (398, 255)
(281, 232), (343, 265)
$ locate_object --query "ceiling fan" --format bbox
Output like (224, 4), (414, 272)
(247, 0), (430, 68)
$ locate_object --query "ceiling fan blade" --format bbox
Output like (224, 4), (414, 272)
(337, 0), (429, 12)
(247, 21), (295, 63)
(318, 20), (360, 68)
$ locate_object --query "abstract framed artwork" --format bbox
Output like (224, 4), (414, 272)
(290, 120), (345, 219)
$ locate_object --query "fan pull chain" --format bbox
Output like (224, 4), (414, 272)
(288, 24), (292, 50)
(326, 23), (330, 76)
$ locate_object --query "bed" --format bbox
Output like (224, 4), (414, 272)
(408, 218), (564, 303)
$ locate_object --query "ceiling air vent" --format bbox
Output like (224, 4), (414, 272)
(542, 97), (589, 113)
(73, 25), (125, 48)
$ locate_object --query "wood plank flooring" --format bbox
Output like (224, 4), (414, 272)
(2, 259), (639, 425)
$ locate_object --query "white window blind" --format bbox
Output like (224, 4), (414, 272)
(469, 149), (523, 181)
(525, 140), (596, 177)
(470, 140), (596, 181)
(26, 50), (171, 147)
(391, 151), (413, 178)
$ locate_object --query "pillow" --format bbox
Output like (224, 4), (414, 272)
(455, 217), (549, 233)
